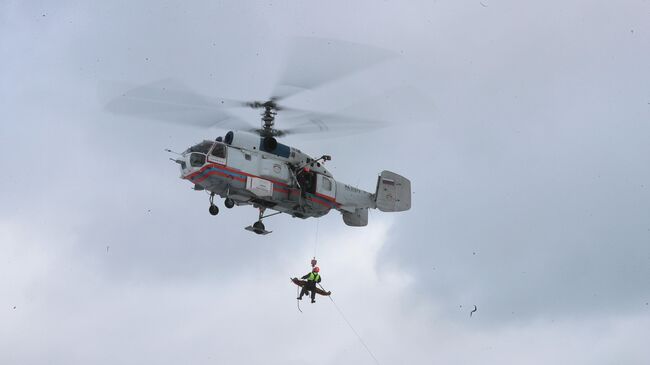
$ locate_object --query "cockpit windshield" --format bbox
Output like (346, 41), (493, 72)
(186, 141), (213, 154)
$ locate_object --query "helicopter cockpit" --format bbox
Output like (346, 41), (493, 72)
(185, 140), (213, 154)
(184, 140), (213, 168)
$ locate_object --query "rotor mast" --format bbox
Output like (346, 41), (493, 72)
(261, 102), (277, 132)
(248, 99), (282, 137)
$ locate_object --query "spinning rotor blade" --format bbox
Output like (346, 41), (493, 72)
(103, 39), (404, 138)
(279, 85), (435, 137)
(270, 37), (396, 101)
(104, 79), (255, 131)
(215, 37), (396, 134)
(280, 111), (386, 137)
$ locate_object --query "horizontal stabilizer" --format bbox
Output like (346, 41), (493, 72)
(342, 208), (368, 226)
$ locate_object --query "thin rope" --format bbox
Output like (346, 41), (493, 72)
(313, 219), (320, 257)
(319, 284), (380, 365)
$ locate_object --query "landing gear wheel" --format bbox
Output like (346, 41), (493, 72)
(252, 221), (265, 233)
(209, 204), (219, 216)
(224, 198), (235, 209)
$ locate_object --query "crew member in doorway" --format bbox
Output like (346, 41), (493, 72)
(297, 266), (321, 303)
(297, 166), (314, 194)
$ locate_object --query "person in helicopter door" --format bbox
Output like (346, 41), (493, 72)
(297, 266), (321, 303)
(296, 166), (316, 197)
(296, 166), (312, 192)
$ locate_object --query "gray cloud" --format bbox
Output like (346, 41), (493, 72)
(2, 1), (650, 364)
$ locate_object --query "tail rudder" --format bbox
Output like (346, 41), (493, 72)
(374, 170), (411, 212)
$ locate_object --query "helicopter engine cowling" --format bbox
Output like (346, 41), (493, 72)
(263, 137), (278, 151)
(224, 131), (262, 152)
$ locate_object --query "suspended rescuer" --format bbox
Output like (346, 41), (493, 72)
(297, 266), (321, 303)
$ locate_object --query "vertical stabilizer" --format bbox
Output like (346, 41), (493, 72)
(375, 171), (411, 212)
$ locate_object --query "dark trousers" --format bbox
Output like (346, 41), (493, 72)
(299, 282), (317, 301)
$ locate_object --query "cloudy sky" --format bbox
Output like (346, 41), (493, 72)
(1, 1), (649, 364)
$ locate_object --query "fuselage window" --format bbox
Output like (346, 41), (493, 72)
(322, 177), (332, 191)
(190, 153), (206, 167)
(211, 143), (226, 159)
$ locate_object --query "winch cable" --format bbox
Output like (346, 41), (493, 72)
(310, 221), (379, 363)
(313, 219), (320, 257)
(297, 219), (321, 314)
(318, 283), (381, 365)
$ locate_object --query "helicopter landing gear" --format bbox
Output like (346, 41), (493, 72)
(224, 198), (235, 209)
(245, 207), (280, 235)
(208, 193), (219, 216)
(209, 205), (219, 216)
(252, 220), (265, 231)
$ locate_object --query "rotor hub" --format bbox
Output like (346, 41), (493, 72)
(249, 100), (282, 136)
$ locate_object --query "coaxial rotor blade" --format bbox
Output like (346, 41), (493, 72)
(279, 85), (435, 136)
(104, 79), (255, 130)
(280, 111), (387, 136)
(270, 37), (396, 101)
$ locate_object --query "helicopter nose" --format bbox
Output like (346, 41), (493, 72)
(170, 158), (186, 170)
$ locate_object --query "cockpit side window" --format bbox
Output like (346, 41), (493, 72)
(189, 153), (206, 167)
(210, 143), (226, 158)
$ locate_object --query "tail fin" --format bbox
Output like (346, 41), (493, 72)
(375, 171), (411, 212)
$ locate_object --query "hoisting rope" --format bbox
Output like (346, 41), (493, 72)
(298, 219), (320, 314)
(318, 283), (381, 365)
(305, 220), (378, 363)
(313, 219), (320, 257)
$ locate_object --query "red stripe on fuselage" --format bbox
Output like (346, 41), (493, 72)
(307, 195), (338, 208)
(315, 192), (337, 203)
(185, 163), (292, 187)
(185, 163), (294, 195)
(184, 164), (340, 208)
(192, 169), (245, 184)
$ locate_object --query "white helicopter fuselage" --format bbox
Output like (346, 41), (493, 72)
(176, 131), (410, 228)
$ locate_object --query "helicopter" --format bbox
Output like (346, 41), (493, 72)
(106, 38), (412, 234)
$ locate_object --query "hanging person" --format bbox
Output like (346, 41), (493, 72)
(297, 266), (321, 303)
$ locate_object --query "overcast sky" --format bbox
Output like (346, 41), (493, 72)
(1, 1), (650, 364)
